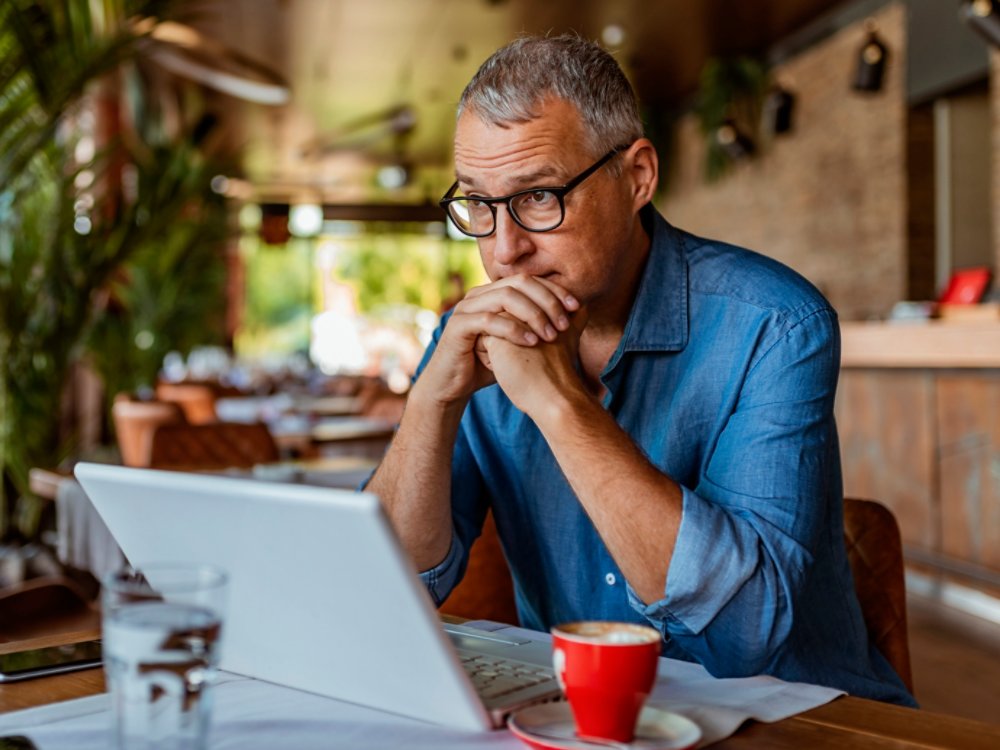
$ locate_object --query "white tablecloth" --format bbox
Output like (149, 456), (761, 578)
(55, 478), (126, 581)
(0, 624), (844, 749)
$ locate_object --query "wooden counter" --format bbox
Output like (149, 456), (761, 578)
(836, 320), (1000, 599)
(841, 321), (1000, 369)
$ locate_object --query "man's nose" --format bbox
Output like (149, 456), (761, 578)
(491, 205), (534, 267)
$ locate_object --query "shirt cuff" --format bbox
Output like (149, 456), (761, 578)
(417, 531), (466, 606)
(626, 485), (762, 635)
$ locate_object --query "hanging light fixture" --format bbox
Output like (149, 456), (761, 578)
(715, 119), (755, 161)
(961, 0), (1000, 47)
(852, 20), (888, 93)
(259, 203), (291, 245)
(132, 18), (291, 106)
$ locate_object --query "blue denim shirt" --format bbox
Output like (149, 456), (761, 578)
(415, 208), (915, 706)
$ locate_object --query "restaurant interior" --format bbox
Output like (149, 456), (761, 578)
(2, 0), (1000, 745)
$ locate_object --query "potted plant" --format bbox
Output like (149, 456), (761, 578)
(0, 0), (228, 568)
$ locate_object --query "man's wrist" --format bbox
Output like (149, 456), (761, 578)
(409, 375), (470, 425)
(530, 378), (602, 435)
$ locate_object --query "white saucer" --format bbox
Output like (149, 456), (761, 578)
(508, 703), (701, 750)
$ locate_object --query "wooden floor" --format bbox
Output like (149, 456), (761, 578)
(907, 594), (1000, 724)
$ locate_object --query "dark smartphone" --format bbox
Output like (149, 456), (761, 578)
(0, 639), (102, 682)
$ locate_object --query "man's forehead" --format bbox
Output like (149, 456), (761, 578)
(453, 163), (564, 193)
(452, 104), (589, 189)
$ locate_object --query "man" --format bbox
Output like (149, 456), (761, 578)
(368, 35), (914, 706)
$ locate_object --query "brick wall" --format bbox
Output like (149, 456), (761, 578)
(658, 3), (908, 321)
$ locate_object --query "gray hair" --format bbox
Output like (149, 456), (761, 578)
(457, 35), (644, 159)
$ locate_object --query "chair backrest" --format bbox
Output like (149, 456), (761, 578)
(149, 421), (280, 470)
(435, 494), (917, 690)
(438, 512), (519, 624)
(111, 395), (187, 468)
(155, 382), (219, 424)
(438, 513), (517, 624)
(843, 497), (913, 693)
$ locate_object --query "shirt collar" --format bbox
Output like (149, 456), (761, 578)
(614, 206), (689, 355)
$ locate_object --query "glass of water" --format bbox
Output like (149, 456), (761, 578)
(102, 564), (228, 750)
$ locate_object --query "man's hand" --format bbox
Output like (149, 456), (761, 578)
(479, 307), (589, 418)
(417, 274), (580, 407)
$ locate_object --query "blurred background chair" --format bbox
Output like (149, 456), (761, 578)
(149, 421), (279, 470)
(111, 394), (187, 468)
(438, 512), (518, 624)
(844, 496), (914, 693)
(355, 377), (407, 424)
(0, 575), (99, 642)
(155, 382), (219, 424)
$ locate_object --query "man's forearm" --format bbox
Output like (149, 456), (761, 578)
(480, 326), (683, 605)
(367, 379), (467, 571)
(532, 386), (683, 604)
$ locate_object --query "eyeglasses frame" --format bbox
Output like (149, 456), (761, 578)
(439, 144), (631, 238)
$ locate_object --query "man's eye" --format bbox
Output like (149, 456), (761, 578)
(528, 191), (555, 204)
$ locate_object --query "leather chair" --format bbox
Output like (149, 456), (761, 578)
(111, 394), (187, 468)
(149, 421), (280, 470)
(843, 497), (913, 693)
(435, 494), (915, 696)
(155, 382), (219, 424)
(438, 512), (519, 624)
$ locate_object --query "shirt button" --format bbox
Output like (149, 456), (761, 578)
(605, 572), (616, 586)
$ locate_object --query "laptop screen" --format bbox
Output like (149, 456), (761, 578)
(74, 463), (492, 730)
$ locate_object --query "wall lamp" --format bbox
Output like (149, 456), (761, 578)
(763, 85), (796, 135)
(961, 0), (1000, 47)
(715, 120), (755, 161)
(852, 21), (888, 93)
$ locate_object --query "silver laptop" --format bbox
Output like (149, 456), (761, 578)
(74, 463), (560, 731)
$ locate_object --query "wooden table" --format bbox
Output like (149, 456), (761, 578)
(3, 632), (999, 747)
(272, 416), (395, 460)
(27, 467), (71, 502)
(289, 395), (362, 417)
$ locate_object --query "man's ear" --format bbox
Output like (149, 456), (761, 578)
(626, 138), (658, 211)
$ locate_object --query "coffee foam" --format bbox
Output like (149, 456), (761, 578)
(555, 621), (660, 645)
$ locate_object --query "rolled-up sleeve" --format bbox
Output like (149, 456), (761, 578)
(417, 421), (488, 603)
(626, 307), (839, 677)
(419, 534), (465, 605)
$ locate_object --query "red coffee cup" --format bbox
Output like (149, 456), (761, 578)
(551, 621), (661, 743)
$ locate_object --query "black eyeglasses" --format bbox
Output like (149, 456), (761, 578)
(439, 145), (630, 238)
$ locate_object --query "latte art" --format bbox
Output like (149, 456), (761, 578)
(555, 621), (660, 645)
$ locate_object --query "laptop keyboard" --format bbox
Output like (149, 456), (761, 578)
(459, 653), (555, 700)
